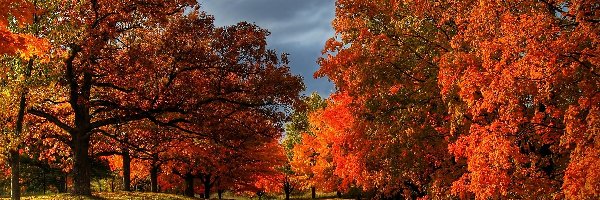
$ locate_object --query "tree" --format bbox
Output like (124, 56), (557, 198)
(314, 0), (456, 198)
(1, 1), (50, 199)
(26, 2), (302, 195)
(158, 108), (291, 198)
(24, 0), (196, 195)
(316, 0), (599, 199)
(432, 0), (599, 198)
(283, 93), (326, 198)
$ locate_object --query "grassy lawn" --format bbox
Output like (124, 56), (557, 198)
(0, 191), (347, 200)
(0, 192), (197, 200)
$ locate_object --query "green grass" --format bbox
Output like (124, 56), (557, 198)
(0, 191), (348, 200)
(0, 192), (198, 200)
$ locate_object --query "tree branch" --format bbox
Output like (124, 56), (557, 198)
(28, 109), (74, 133)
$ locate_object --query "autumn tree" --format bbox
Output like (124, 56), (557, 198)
(431, 0), (599, 198)
(207, 139), (287, 199)
(0, 0), (51, 199)
(315, 0), (598, 199)
(94, 121), (171, 192)
(283, 92), (326, 198)
(314, 0), (457, 198)
(250, 143), (297, 200)
(157, 106), (290, 198)
(25, 2), (302, 196)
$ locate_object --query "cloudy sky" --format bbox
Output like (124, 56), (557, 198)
(200, 0), (336, 97)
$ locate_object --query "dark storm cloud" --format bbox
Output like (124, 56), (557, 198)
(200, 0), (336, 97)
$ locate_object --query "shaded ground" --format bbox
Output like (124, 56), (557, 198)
(0, 192), (197, 200)
(0, 191), (348, 200)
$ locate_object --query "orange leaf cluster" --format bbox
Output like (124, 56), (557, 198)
(302, 0), (599, 199)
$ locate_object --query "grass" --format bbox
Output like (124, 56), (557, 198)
(0, 191), (348, 200)
(0, 192), (197, 200)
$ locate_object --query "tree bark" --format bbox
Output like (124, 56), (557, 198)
(72, 133), (92, 196)
(184, 174), (194, 197)
(150, 165), (159, 193)
(60, 172), (68, 193)
(283, 178), (292, 200)
(9, 151), (20, 200)
(218, 190), (224, 199)
(257, 191), (264, 200)
(57, 173), (67, 193)
(311, 186), (316, 199)
(110, 175), (115, 192)
(122, 149), (131, 192)
(11, 58), (33, 200)
(43, 171), (47, 194)
(203, 174), (212, 199)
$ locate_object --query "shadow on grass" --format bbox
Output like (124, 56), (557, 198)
(1, 192), (199, 200)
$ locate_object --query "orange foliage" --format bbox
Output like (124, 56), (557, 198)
(313, 0), (599, 199)
(21, 1), (302, 195)
(0, 0), (47, 57)
(292, 93), (355, 191)
(105, 156), (150, 186)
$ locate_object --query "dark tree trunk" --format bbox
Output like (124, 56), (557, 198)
(150, 165), (159, 193)
(43, 172), (47, 194)
(218, 190), (224, 199)
(62, 173), (69, 193)
(311, 186), (316, 199)
(337, 191), (342, 198)
(9, 151), (20, 200)
(257, 191), (264, 200)
(184, 174), (194, 197)
(283, 178), (292, 200)
(110, 175), (115, 192)
(72, 133), (92, 195)
(11, 58), (32, 200)
(203, 174), (212, 199)
(57, 173), (67, 193)
(122, 149), (131, 191)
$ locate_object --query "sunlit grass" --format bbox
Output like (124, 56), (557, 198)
(0, 191), (349, 200)
(0, 192), (197, 200)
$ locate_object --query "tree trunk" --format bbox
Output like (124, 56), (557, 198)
(9, 151), (20, 200)
(57, 173), (67, 193)
(336, 191), (342, 198)
(110, 175), (115, 192)
(283, 178), (292, 200)
(72, 134), (92, 196)
(218, 190), (223, 199)
(10, 58), (33, 200)
(257, 191), (264, 200)
(60, 172), (68, 193)
(184, 174), (194, 197)
(150, 165), (159, 193)
(311, 186), (316, 199)
(122, 149), (131, 192)
(43, 171), (47, 194)
(203, 174), (211, 199)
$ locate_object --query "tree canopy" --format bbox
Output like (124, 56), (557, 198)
(1, 0), (598, 199)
